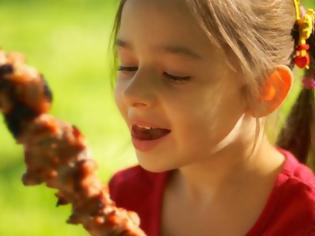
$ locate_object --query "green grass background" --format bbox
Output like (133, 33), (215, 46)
(0, 0), (314, 235)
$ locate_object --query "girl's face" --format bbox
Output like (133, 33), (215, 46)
(115, 0), (248, 172)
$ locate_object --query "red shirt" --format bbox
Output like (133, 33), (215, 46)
(108, 148), (315, 236)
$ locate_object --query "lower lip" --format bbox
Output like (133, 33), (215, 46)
(131, 133), (170, 152)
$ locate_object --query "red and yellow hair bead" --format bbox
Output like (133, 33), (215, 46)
(293, 0), (315, 69)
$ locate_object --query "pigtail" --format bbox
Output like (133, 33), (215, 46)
(276, 21), (315, 169)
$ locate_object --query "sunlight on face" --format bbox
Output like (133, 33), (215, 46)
(114, 0), (248, 172)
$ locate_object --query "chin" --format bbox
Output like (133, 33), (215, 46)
(136, 157), (176, 173)
(138, 162), (171, 173)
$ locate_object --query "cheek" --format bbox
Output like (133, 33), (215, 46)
(186, 113), (218, 143)
(170, 93), (241, 147)
(114, 83), (126, 116)
(114, 86), (120, 105)
(168, 102), (218, 144)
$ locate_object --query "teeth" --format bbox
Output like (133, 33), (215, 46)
(136, 125), (152, 130)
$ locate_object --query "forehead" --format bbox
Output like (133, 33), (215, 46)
(118, 0), (221, 56)
(122, 0), (190, 22)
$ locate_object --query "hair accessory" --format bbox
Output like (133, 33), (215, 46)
(302, 75), (315, 89)
(293, 0), (315, 69)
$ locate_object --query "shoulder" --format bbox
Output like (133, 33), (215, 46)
(108, 165), (158, 192)
(249, 149), (315, 235)
(277, 166), (315, 220)
(108, 166), (169, 234)
(277, 148), (315, 199)
(269, 148), (315, 234)
(108, 165), (167, 208)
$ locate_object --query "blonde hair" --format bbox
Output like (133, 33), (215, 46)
(110, 0), (315, 169)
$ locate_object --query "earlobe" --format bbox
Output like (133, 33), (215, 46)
(249, 65), (293, 117)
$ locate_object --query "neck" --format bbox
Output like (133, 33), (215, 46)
(170, 120), (285, 206)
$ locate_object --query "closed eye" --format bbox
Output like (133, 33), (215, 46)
(117, 66), (191, 82)
(118, 66), (138, 72)
(163, 72), (191, 81)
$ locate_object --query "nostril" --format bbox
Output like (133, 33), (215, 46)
(132, 101), (149, 108)
(123, 91), (156, 108)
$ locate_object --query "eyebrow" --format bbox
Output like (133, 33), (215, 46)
(115, 38), (203, 60)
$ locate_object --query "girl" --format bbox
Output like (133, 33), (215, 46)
(108, 0), (315, 235)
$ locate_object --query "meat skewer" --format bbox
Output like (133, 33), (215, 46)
(0, 50), (146, 236)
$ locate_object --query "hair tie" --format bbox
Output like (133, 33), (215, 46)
(293, 0), (315, 69)
(302, 74), (315, 90)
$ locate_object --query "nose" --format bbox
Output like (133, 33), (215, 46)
(121, 69), (157, 109)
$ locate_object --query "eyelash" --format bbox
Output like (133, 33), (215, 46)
(117, 66), (191, 82)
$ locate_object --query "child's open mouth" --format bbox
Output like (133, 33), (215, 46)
(131, 124), (171, 140)
(131, 124), (171, 151)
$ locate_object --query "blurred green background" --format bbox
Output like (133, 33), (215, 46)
(0, 0), (314, 235)
(0, 1), (136, 235)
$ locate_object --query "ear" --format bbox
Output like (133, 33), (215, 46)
(247, 65), (293, 117)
